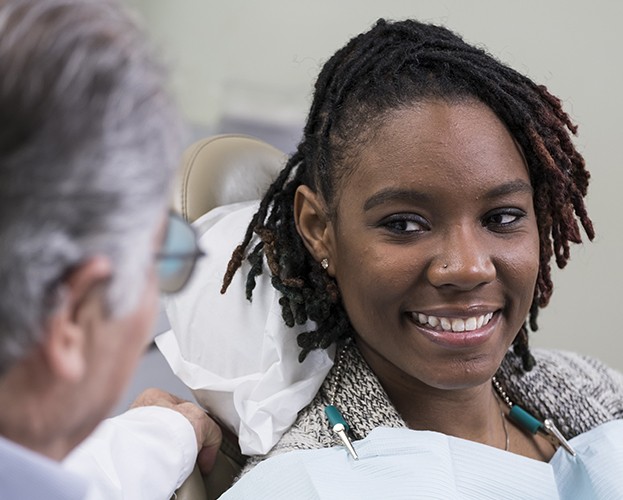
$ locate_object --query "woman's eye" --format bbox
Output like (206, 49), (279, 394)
(382, 215), (428, 233)
(484, 209), (525, 229)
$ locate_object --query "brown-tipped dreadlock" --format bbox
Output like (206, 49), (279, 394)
(222, 19), (594, 370)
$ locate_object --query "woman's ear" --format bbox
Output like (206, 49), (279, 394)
(43, 257), (112, 383)
(294, 185), (335, 272)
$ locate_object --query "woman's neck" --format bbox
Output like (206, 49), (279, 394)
(352, 338), (507, 449)
(384, 369), (506, 448)
(350, 337), (556, 460)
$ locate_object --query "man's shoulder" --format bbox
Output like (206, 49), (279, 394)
(0, 436), (87, 500)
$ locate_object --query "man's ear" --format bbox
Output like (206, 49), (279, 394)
(294, 185), (335, 274)
(43, 257), (112, 383)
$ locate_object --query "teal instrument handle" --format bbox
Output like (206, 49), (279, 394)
(508, 405), (543, 434)
(324, 405), (350, 431)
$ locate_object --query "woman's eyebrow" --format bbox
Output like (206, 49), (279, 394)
(363, 188), (433, 211)
(482, 179), (533, 199)
(363, 180), (532, 211)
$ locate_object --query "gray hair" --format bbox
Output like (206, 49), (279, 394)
(0, 0), (183, 373)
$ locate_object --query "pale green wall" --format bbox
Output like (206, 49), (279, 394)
(128, 0), (623, 372)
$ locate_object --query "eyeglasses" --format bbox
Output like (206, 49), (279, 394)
(155, 211), (204, 294)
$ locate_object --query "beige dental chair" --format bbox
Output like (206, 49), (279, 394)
(170, 134), (286, 500)
(173, 133), (286, 223)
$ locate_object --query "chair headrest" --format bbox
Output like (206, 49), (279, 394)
(173, 134), (286, 222)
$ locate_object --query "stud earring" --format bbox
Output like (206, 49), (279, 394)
(321, 258), (329, 270)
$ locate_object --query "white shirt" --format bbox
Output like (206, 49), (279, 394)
(64, 406), (197, 499)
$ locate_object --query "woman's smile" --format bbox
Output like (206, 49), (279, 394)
(407, 309), (501, 350)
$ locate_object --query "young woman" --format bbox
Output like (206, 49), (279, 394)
(214, 19), (623, 498)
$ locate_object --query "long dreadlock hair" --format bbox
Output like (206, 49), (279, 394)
(222, 19), (594, 371)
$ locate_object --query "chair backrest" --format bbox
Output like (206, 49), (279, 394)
(173, 134), (286, 222)
(172, 134), (285, 500)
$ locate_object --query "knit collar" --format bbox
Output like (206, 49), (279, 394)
(322, 339), (407, 440)
(323, 339), (527, 441)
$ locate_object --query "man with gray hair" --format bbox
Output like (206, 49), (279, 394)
(0, 0), (221, 497)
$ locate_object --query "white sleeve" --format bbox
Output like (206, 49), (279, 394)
(63, 406), (198, 500)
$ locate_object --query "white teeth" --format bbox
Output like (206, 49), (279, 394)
(413, 311), (495, 332)
(451, 318), (465, 332)
(465, 317), (477, 330)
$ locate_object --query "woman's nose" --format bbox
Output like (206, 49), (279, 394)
(427, 228), (496, 290)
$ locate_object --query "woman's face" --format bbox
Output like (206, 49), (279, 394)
(326, 99), (539, 391)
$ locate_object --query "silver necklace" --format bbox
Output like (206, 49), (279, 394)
(495, 392), (510, 451)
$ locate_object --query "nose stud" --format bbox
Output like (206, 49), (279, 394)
(442, 263), (448, 269)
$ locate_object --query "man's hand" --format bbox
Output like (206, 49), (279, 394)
(131, 388), (222, 475)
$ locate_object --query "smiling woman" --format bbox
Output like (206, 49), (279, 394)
(316, 101), (540, 408)
(217, 18), (623, 498)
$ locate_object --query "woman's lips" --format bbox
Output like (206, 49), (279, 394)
(408, 310), (500, 349)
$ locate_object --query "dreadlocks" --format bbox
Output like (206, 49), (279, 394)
(222, 19), (594, 370)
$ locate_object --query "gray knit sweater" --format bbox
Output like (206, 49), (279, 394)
(243, 343), (623, 472)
